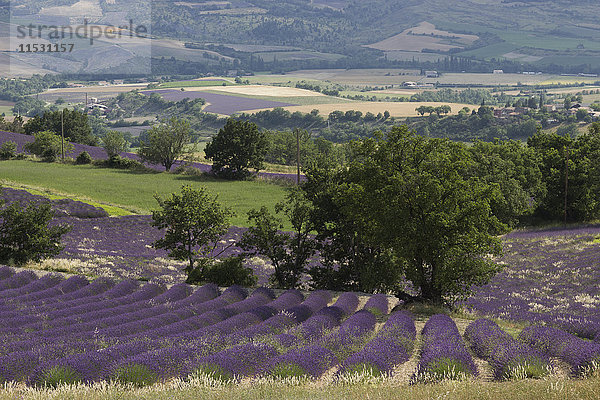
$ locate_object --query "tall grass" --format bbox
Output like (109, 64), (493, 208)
(0, 375), (598, 400)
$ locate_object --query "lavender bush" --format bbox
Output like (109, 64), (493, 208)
(338, 310), (416, 377)
(414, 314), (477, 382)
(464, 319), (551, 380)
(519, 325), (600, 376)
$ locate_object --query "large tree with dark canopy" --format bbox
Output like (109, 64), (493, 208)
(205, 119), (268, 179)
(303, 126), (508, 303)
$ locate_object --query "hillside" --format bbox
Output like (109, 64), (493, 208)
(4, 0), (600, 76)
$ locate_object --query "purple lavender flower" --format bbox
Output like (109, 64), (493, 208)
(264, 345), (338, 378)
(339, 310), (416, 376)
(464, 319), (550, 380)
(189, 343), (279, 379)
(414, 314), (478, 382)
(519, 325), (600, 376)
(0, 266), (15, 281)
(362, 294), (389, 315)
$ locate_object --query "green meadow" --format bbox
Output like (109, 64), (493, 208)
(0, 160), (288, 227)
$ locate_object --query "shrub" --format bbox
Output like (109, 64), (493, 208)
(75, 151), (92, 164)
(0, 199), (71, 266)
(186, 256), (257, 287)
(103, 155), (152, 171)
(112, 363), (158, 387)
(37, 366), (81, 388)
(23, 130), (74, 162)
(0, 141), (17, 160)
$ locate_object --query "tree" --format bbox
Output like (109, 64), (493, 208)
(0, 197), (71, 266)
(305, 126), (507, 303)
(416, 106), (436, 116)
(469, 139), (544, 227)
(0, 141), (17, 160)
(23, 109), (97, 145)
(576, 108), (589, 121)
(239, 189), (316, 289)
(528, 130), (600, 222)
(137, 117), (194, 171)
(528, 97), (538, 109)
(151, 185), (233, 275)
(564, 97), (572, 109)
(24, 130), (74, 162)
(301, 159), (402, 294)
(102, 130), (128, 158)
(205, 119), (268, 179)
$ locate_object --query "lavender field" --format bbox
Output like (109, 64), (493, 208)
(1, 186), (600, 387)
(0, 268), (598, 387)
(464, 226), (600, 341)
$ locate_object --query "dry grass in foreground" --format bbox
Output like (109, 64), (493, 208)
(1, 375), (599, 400)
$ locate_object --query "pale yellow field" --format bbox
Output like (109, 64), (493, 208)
(246, 101), (476, 117)
(366, 22), (478, 52)
(39, 0), (103, 17)
(183, 85), (326, 97)
(545, 86), (600, 95)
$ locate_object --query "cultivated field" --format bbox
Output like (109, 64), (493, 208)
(198, 85), (328, 97)
(366, 22), (478, 53)
(39, 0), (103, 17)
(0, 160), (600, 398)
(249, 69), (422, 87)
(248, 70), (594, 88)
(246, 102), (475, 118)
(37, 84), (149, 103)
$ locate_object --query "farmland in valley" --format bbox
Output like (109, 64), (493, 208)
(142, 89), (297, 115)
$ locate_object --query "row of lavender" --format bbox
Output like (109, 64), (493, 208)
(0, 267), (417, 386)
(1, 267), (597, 386)
(0, 130), (299, 181)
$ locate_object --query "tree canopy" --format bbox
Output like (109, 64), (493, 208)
(24, 109), (97, 146)
(137, 117), (194, 171)
(0, 196), (71, 266)
(205, 119), (268, 179)
(302, 126), (508, 303)
(151, 185), (233, 274)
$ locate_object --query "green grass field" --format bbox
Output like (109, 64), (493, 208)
(0, 160), (288, 227)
